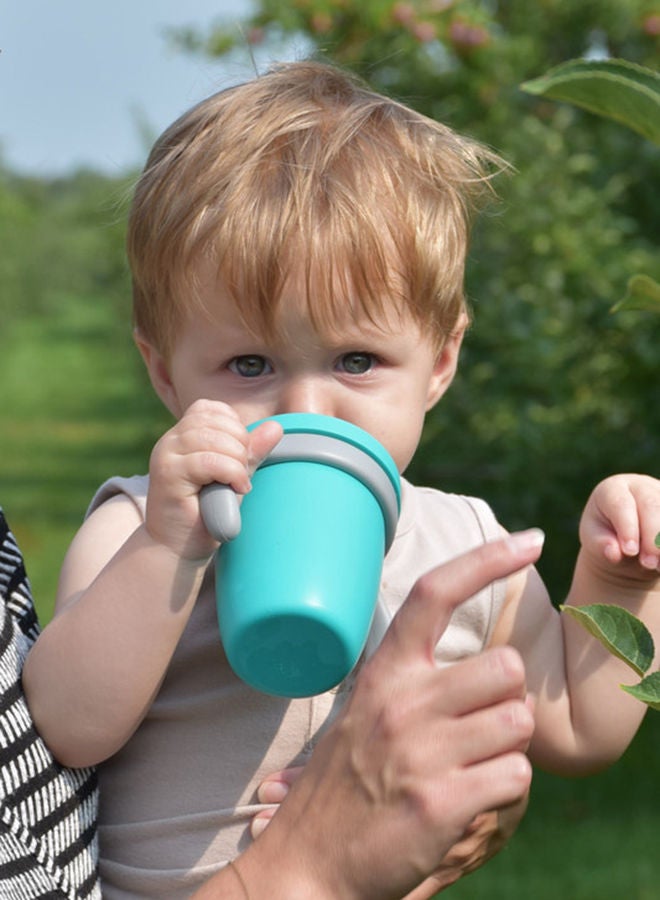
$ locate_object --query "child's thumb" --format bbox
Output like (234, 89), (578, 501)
(247, 420), (284, 475)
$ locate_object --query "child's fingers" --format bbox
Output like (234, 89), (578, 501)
(155, 400), (253, 493)
(256, 766), (304, 804)
(251, 765), (305, 839)
(588, 475), (660, 570)
(587, 477), (639, 563)
(639, 528), (660, 570)
(250, 808), (276, 839)
(247, 420), (284, 476)
(631, 477), (660, 570)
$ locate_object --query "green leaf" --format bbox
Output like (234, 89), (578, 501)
(621, 671), (660, 711)
(611, 274), (660, 313)
(561, 603), (655, 677)
(521, 59), (660, 145)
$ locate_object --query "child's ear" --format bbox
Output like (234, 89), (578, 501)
(133, 329), (182, 417)
(425, 312), (468, 411)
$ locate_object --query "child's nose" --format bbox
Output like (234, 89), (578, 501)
(277, 377), (333, 417)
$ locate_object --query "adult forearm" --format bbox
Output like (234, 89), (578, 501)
(191, 846), (340, 900)
(23, 524), (207, 767)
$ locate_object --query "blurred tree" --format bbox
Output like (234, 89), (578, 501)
(172, 0), (660, 597)
(0, 163), (132, 336)
(0, 163), (40, 324)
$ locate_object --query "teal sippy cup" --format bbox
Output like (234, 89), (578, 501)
(200, 413), (401, 697)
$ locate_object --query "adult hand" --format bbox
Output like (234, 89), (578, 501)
(400, 794), (530, 898)
(193, 530), (542, 900)
(253, 774), (529, 898)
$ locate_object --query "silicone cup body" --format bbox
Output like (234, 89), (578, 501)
(214, 413), (401, 697)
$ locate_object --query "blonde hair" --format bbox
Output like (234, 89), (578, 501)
(127, 60), (503, 356)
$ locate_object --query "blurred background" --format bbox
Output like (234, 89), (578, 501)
(2, 2), (659, 897)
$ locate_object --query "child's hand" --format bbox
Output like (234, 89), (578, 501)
(579, 474), (660, 578)
(145, 399), (282, 560)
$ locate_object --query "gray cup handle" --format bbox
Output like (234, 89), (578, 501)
(200, 483), (241, 543)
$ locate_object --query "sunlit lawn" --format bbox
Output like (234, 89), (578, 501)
(442, 716), (660, 899)
(2, 296), (659, 898)
(0, 294), (169, 619)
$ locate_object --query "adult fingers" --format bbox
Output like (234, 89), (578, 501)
(434, 646), (528, 717)
(379, 529), (545, 665)
(440, 694), (535, 767)
(427, 750), (532, 835)
(464, 753), (532, 817)
(402, 808), (512, 898)
(414, 792), (530, 893)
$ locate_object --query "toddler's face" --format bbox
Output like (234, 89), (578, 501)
(150, 270), (462, 474)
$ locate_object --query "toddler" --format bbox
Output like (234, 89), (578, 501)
(23, 60), (660, 897)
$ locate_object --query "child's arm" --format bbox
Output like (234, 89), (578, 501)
(22, 400), (282, 768)
(490, 474), (660, 776)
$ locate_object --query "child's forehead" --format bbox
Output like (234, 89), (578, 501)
(195, 255), (413, 341)
(215, 287), (409, 346)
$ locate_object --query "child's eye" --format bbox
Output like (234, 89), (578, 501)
(337, 352), (376, 375)
(228, 355), (272, 377)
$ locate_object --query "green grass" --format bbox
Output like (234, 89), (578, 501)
(0, 294), (169, 619)
(2, 295), (660, 897)
(441, 713), (660, 898)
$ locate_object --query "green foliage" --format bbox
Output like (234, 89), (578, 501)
(561, 603), (655, 677)
(520, 55), (660, 708)
(0, 165), (132, 333)
(521, 56), (660, 315)
(614, 273), (660, 311)
(0, 164), (170, 618)
(622, 672), (660, 710)
(522, 58), (660, 143)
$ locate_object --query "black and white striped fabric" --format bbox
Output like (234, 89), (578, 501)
(0, 510), (100, 898)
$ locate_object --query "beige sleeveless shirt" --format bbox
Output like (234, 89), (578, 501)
(88, 476), (505, 898)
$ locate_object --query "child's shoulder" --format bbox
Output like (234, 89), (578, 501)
(380, 482), (508, 658)
(400, 478), (502, 544)
(86, 474), (149, 521)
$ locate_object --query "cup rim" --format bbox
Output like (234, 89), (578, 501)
(249, 413), (401, 503)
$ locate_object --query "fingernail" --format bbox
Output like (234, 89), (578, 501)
(508, 529), (545, 553)
(251, 816), (269, 838)
(258, 781), (289, 803)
